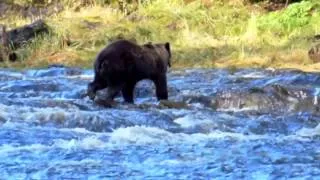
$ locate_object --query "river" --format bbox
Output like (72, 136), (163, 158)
(0, 66), (319, 179)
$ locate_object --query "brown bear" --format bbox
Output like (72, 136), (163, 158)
(87, 39), (171, 104)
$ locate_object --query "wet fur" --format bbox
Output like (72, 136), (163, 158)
(87, 39), (171, 103)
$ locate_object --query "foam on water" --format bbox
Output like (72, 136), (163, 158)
(232, 71), (267, 79)
(174, 114), (213, 128)
(108, 126), (267, 146)
(217, 106), (259, 112)
(0, 144), (49, 154)
(314, 87), (320, 105)
(296, 123), (320, 137)
(54, 136), (107, 150)
(66, 74), (93, 80)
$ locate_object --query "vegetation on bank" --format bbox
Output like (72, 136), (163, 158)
(0, 0), (320, 71)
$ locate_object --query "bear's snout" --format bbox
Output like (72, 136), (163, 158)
(87, 83), (96, 100)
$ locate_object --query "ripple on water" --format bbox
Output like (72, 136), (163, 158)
(0, 67), (319, 178)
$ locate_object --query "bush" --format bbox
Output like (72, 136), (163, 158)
(257, 1), (320, 35)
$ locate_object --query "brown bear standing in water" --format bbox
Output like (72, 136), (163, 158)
(87, 39), (171, 104)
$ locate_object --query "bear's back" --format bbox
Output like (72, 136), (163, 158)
(94, 40), (142, 73)
(100, 39), (141, 58)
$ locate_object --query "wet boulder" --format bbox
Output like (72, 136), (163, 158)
(0, 19), (49, 49)
(181, 95), (217, 109)
(159, 100), (189, 109)
(214, 84), (320, 114)
(0, 19), (49, 62)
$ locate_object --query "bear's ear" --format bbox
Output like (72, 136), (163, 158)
(144, 42), (153, 49)
(165, 42), (171, 54)
(165, 42), (171, 67)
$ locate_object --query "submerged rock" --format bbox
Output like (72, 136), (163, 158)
(159, 100), (189, 109)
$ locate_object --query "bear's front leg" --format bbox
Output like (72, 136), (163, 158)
(154, 74), (168, 100)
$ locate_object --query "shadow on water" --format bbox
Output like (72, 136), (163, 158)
(0, 66), (320, 179)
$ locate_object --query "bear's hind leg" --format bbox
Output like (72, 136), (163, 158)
(153, 74), (168, 100)
(122, 81), (136, 103)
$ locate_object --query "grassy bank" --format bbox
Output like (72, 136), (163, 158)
(1, 0), (320, 71)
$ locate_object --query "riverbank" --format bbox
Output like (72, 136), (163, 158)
(1, 0), (320, 72)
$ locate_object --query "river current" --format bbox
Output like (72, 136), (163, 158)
(0, 66), (319, 179)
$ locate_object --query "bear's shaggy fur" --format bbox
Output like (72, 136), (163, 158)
(87, 39), (171, 103)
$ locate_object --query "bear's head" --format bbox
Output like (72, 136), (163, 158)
(87, 82), (98, 100)
(87, 81), (107, 100)
(143, 42), (171, 68)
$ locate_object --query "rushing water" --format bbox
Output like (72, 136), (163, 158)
(0, 66), (319, 179)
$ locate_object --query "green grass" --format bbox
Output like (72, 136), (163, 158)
(1, 0), (320, 71)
